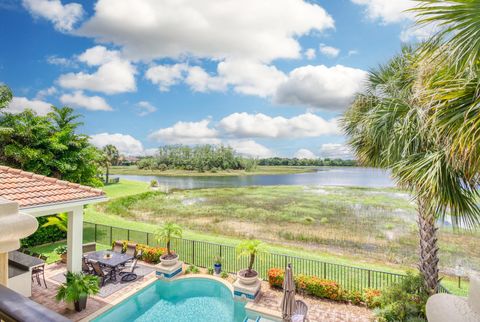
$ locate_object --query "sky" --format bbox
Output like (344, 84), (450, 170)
(0, 0), (427, 158)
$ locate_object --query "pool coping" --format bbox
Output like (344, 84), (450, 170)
(80, 272), (237, 322)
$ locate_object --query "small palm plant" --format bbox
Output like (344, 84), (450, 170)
(42, 213), (68, 232)
(56, 272), (100, 312)
(156, 222), (182, 260)
(236, 239), (264, 278)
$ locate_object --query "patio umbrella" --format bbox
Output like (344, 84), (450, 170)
(281, 263), (296, 322)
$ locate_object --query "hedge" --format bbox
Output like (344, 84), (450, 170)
(267, 268), (381, 308)
(20, 217), (66, 248)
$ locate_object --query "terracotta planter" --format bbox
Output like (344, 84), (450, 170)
(237, 269), (259, 285)
(60, 253), (67, 264)
(160, 253), (179, 266)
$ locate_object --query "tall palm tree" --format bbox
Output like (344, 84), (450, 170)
(412, 0), (480, 180)
(342, 46), (480, 293)
(101, 144), (119, 183)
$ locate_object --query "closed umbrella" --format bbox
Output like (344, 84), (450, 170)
(281, 263), (296, 322)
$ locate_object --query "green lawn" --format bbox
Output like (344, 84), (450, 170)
(110, 165), (316, 177)
(102, 179), (150, 199)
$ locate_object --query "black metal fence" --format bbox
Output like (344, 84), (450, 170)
(83, 221), (450, 293)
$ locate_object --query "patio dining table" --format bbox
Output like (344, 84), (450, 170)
(85, 250), (133, 281)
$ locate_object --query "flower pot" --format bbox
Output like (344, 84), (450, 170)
(160, 253), (179, 266)
(60, 253), (67, 264)
(74, 296), (87, 312)
(237, 269), (259, 285)
(214, 263), (222, 275)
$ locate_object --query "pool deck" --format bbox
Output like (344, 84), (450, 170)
(30, 262), (374, 322)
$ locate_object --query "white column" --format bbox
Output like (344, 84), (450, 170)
(67, 206), (83, 273)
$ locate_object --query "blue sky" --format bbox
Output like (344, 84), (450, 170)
(0, 0), (423, 158)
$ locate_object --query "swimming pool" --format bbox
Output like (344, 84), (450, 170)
(92, 277), (247, 322)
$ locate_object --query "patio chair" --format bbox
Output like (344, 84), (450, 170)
(125, 243), (137, 257)
(90, 260), (112, 286)
(31, 264), (47, 288)
(112, 241), (124, 253)
(82, 257), (93, 274)
(292, 300), (309, 322)
(31, 252), (40, 258)
(119, 258), (138, 282)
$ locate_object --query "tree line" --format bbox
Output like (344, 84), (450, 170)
(137, 145), (256, 172)
(258, 157), (356, 167)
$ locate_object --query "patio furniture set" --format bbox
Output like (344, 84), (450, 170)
(82, 241), (140, 286)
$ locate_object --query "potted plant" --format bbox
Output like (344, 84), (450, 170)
(213, 256), (222, 275)
(55, 245), (68, 264)
(156, 222), (182, 266)
(236, 239), (264, 285)
(56, 272), (100, 312)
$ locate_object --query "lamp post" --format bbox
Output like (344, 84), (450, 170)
(454, 264), (464, 289)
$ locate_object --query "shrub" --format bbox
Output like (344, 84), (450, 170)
(267, 268), (284, 288)
(296, 275), (342, 301)
(344, 290), (363, 305)
(303, 216), (315, 224)
(185, 265), (200, 274)
(363, 288), (382, 309)
(113, 240), (168, 264)
(21, 217), (66, 247)
(375, 272), (429, 322)
(320, 217), (329, 224)
(150, 179), (158, 187)
(207, 267), (214, 275)
(55, 245), (68, 255)
(221, 271), (229, 279)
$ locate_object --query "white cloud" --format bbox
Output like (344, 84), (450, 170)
(59, 91), (112, 111)
(319, 44), (340, 58)
(6, 97), (52, 115)
(274, 65), (368, 111)
(185, 66), (227, 92)
(47, 55), (77, 67)
(148, 119), (220, 145)
(35, 86), (57, 100)
(348, 50), (359, 56)
(305, 48), (316, 60)
(89, 133), (144, 156)
(136, 101), (157, 116)
(294, 149), (317, 159)
(145, 63), (188, 92)
(350, 0), (415, 24)
(219, 112), (340, 138)
(58, 46), (136, 94)
(319, 143), (354, 159)
(79, 0), (334, 62)
(227, 140), (274, 158)
(22, 0), (84, 32)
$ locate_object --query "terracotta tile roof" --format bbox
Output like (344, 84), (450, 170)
(0, 166), (106, 208)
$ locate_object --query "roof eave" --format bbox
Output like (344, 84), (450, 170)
(19, 196), (108, 217)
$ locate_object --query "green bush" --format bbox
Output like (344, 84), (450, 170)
(20, 217), (67, 248)
(375, 272), (429, 322)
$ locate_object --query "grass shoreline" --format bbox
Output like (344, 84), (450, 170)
(110, 165), (318, 177)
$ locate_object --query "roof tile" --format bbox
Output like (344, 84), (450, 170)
(0, 166), (106, 208)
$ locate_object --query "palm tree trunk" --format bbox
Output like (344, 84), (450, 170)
(105, 165), (109, 184)
(248, 253), (255, 273)
(417, 199), (440, 293)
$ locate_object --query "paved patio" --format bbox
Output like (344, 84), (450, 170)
(31, 263), (374, 322)
(31, 262), (157, 321)
(250, 281), (375, 322)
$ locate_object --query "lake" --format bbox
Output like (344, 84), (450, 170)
(117, 167), (394, 190)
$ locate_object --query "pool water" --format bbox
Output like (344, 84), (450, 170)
(92, 278), (246, 322)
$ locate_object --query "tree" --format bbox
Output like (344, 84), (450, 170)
(101, 144), (119, 183)
(155, 222), (183, 257)
(0, 84), (12, 110)
(0, 98), (103, 186)
(42, 213), (68, 232)
(236, 239), (264, 276)
(342, 46), (480, 293)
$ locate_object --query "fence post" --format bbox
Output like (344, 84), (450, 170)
(94, 224), (97, 242)
(192, 240), (196, 264)
(284, 255), (288, 269)
(323, 262), (327, 279)
(110, 226), (113, 245)
(146, 233), (149, 246)
(219, 245), (223, 258)
(368, 270), (371, 288)
(127, 229), (130, 241)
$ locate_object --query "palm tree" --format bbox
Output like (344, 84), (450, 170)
(0, 84), (12, 110)
(101, 144), (119, 183)
(342, 46), (480, 293)
(42, 213), (68, 232)
(411, 0), (480, 181)
(155, 222), (183, 258)
(236, 239), (264, 277)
